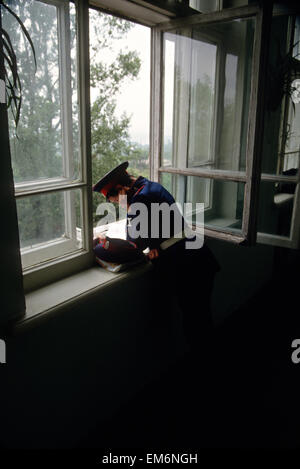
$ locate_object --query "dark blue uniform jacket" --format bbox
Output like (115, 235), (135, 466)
(126, 176), (220, 276)
(126, 176), (187, 253)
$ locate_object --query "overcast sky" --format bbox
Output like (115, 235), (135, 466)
(90, 21), (151, 145)
(115, 24), (151, 145)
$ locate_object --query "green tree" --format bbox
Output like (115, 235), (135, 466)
(89, 9), (149, 225)
(3, 0), (66, 246)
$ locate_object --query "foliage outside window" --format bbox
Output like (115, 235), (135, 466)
(2, 0), (151, 285)
(89, 8), (150, 229)
(3, 0), (86, 275)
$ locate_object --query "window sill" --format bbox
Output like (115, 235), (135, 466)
(13, 261), (152, 333)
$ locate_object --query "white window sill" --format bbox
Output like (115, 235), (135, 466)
(14, 262), (152, 332)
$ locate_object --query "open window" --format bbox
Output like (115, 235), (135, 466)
(257, 12), (300, 248)
(151, 4), (275, 245)
(88, 1), (300, 249)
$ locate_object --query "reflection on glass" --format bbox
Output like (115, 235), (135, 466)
(16, 189), (83, 251)
(70, 2), (80, 180)
(162, 18), (255, 172)
(262, 15), (300, 175)
(189, 0), (220, 13)
(3, 1), (79, 183)
(161, 173), (244, 232)
(280, 17), (300, 174)
(188, 36), (216, 166)
(162, 39), (175, 166)
(219, 54), (238, 167)
(282, 81), (300, 173)
(257, 181), (295, 237)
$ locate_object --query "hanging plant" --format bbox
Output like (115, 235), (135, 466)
(0, 0), (36, 127)
(266, 38), (300, 112)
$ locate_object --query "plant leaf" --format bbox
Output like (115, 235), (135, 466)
(2, 37), (18, 87)
(1, 2), (37, 72)
(4, 66), (22, 128)
(1, 27), (15, 60)
(2, 48), (19, 91)
(1, 27), (17, 79)
(5, 74), (19, 110)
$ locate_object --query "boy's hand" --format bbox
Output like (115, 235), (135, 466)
(93, 234), (106, 247)
(148, 248), (159, 260)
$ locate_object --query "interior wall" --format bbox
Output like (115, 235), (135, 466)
(206, 238), (275, 324)
(0, 267), (186, 449)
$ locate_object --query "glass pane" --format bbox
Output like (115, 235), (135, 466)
(160, 173), (244, 233)
(16, 189), (83, 267)
(3, 0), (79, 183)
(189, 0), (220, 13)
(162, 17), (255, 172)
(89, 9), (151, 227)
(257, 181), (295, 237)
(162, 38), (175, 166)
(188, 37), (216, 166)
(190, 0), (249, 11)
(262, 15), (300, 176)
(70, 2), (80, 179)
(222, 0), (249, 8)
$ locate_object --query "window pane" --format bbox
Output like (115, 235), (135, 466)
(257, 181), (295, 237)
(189, 0), (221, 13)
(188, 37), (216, 166)
(17, 189), (84, 269)
(162, 18), (255, 172)
(162, 38), (175, 166)
(190, 0), (249, 11)
(222, 0), (249, 7)
(4, 0), (79, 183)
(89, 9), (150, 227)
(160, 173), (244, 232)
(262, 15), (300, 176)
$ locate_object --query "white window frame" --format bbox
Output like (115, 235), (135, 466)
(151, 3), (284, 246)
(12, 0), (94, 291)
(162, 23), (247, 219)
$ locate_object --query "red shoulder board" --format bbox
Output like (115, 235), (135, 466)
(133, 185), (145, 197)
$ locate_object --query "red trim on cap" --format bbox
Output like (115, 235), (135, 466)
(101, 181), (116, 197)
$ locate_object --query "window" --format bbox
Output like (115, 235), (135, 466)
(152, 4), (269, 244)
(257, 13), (300, 248)
(151, 3), (300, 248)
(2, 0), (93, 290)
(88, 7), (151, 233)
(2, 0), (300, 302)
(160, 16), (254, 228)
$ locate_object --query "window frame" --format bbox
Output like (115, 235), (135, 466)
(13, 0), (94, 292)
(256, 12), (300, 249)
(151, 3), (274, 246)
(161, 22), (248, 221)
